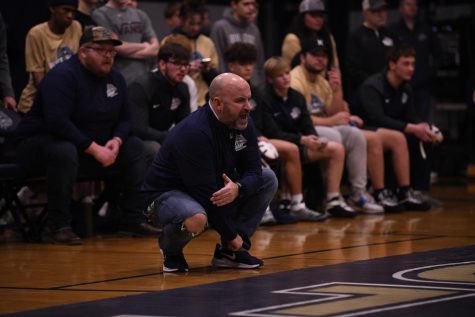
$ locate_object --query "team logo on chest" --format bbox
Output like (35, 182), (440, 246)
(234, 134), (247, 152)
(290, 107), (301, 120)
(171, 97), (181, 110)
(309, 94), (325, 115)
(106, 84), (118, 98)
(402, 92), (408, 104)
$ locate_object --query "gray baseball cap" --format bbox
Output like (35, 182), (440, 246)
(299, 0), (326, 14)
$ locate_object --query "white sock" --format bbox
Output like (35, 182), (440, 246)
(290, 193), (304, 205)
(326, 192), (339, 201)
(290, 201), (306, 212)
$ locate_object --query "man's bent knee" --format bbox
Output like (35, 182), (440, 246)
(183, 213), (207, 235)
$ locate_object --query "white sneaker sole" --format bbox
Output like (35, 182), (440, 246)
(348, 201), (384, 215)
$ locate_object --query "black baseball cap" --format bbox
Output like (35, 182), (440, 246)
(362, 0), (388, 11)
(300, 37), (328, 55)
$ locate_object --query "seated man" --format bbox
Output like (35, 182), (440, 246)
(128, 42), (191, 163)
(224, 42), (352, 220)
(291, 37), (383, 215)
(353, 43), (435, 210)
(14, 26), (160, 245)
(141, 73), (278, 273)
(18, 0), (82, 114)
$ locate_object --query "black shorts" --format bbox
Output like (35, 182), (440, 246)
(298, 144), (310, 163)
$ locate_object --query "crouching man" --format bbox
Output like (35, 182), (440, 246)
(142, 73), (278, 272)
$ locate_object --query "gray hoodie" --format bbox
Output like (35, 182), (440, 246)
(210, 10), (265, 89)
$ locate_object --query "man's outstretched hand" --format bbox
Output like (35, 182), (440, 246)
(210, 173), (239, 207)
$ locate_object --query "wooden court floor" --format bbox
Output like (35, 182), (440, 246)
(1, 182), (475, 315)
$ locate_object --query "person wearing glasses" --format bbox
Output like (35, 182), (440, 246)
(128, 42), (192, 163)
(14, 26), (161, 245)
(18, 0), (82, 114)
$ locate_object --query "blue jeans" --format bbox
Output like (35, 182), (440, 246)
(151, 167), (278, 255)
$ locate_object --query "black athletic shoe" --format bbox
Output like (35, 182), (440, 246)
(211, 244), (263, 269)
(161, 250), (189, 272)
(398, 188), (432, 211)
(272, 207), (298, 224)
(375, 189), (404, 213)
(325, 196), (357, 218)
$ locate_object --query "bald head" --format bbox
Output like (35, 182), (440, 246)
(208, 73), (252, 130)
(209, 73), (249, 100)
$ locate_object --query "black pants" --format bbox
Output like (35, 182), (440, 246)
(16, 135), (148, 231)
(407, 134), (433, 191)
(383, 134), (433, 192)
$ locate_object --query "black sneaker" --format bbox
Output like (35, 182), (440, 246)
(398, 188), (432, 211)
(375, 189), (404, 213)
(325, 196), (357, 218)
(272, 207), (298, 224)
(161, 250), (189, 272)
(52, 227), (82, 245)
(211, 244), (263, 269)
(278, 199), (291, 212)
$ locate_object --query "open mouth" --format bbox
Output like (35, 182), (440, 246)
(239, 113), (248, 124)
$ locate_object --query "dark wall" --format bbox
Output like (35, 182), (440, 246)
(0, 1), (49, 99)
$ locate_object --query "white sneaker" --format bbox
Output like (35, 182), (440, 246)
(260, 207), (276, 225)
(290, 202), (328, 222)
(349, 192), (384, 215)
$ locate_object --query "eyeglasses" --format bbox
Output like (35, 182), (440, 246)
(85, 46), (117, 57)
(167, 59), (191, 69)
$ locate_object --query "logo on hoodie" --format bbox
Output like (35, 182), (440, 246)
(106, 84), (118, 98)
(235, 134), (247, 152)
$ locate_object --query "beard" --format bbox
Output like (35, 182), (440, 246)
(305, 64), (324, 75)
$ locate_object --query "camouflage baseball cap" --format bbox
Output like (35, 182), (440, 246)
(79, 26), (122, 46)
(362, 0), (388, 11)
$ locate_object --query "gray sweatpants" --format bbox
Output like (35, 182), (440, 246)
(315, 125), (367, 195)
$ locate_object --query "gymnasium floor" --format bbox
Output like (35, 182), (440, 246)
(1, 183), (474, 317)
